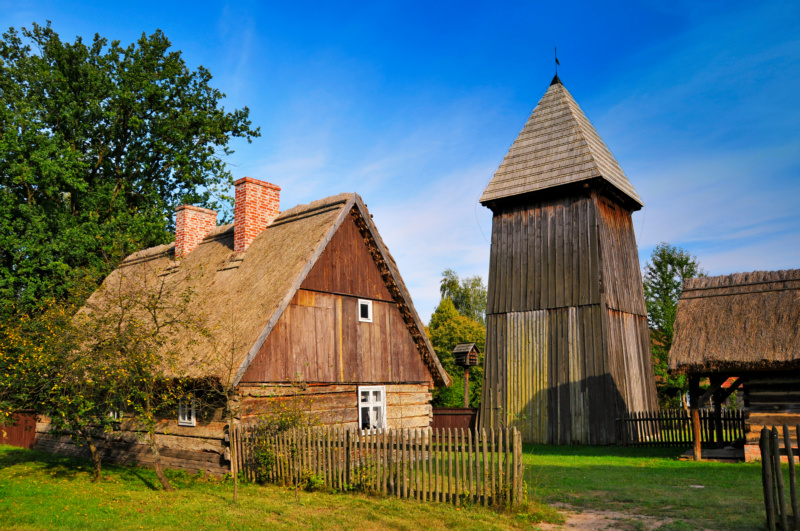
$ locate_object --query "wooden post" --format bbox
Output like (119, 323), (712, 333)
(762, 428), (777, 531)
(782, 424), (798, 529)
(772, 427), (788, 531)
(690, 376), (702, 461)
(714, 389), (724, 448)
(482, 428), (489, 507)
(464, 367), (470, 408)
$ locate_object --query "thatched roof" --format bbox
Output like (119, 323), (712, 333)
(89, 193), (449, 387)
(480, 76), (643, 209)
(670, 269), (800, 374)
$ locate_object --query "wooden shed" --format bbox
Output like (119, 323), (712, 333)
(34, 180), (450, 474)
(478, 75), (658, 445)
(670, 269), (800, 461)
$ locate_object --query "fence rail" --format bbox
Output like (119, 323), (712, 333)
(761, 425), (799, 531)
(619, 409), (745, 447)
(231, 426), (524, 507)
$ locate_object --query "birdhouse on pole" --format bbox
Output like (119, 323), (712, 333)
(452, 343), (481, 407)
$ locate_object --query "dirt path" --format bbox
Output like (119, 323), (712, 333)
(536, 504), (677, 530)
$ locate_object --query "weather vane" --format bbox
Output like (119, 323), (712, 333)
(555, 47), (560, 76)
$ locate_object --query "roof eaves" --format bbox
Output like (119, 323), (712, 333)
(351, 197), (452, 388)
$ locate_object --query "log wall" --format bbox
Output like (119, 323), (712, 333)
(481, 189), (658, 444)
(33, 417), (229, 476)
(744, 372), (800, 448)
(239, 383), (433, 430)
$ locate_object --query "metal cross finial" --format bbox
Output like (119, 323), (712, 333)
(555, 47), (560, 75)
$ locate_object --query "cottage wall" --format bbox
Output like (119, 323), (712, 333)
(239, 383), (432, 430)
(33, 417), (229, 476)
(742, 371), (800, 460)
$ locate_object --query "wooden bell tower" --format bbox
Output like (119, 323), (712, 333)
(478, 75), (658, 444)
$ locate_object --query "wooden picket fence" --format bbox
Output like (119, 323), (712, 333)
(760, 425), (800, 531)
(231, 426), (524, 507)
(619, 409), (745, 447)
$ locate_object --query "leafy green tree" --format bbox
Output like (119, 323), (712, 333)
(427, 298), (485, 408)
(0, 22), (259, 317)
(439, 269), (487, 324)
(0, 300), (127, 481)
(643, 243), (704, 408)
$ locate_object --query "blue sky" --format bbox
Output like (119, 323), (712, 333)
(3, 1), (799, 321)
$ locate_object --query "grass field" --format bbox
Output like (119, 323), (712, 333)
(0, 445), (561, 530)
(523, 444), (766, 530)
(0, 443), (769, 530)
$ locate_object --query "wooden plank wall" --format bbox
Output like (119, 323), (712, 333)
(486, 193), (600, 314)
(595, 197), (647, 316)
(604, 310), (658, 417)
(481, 306), (618, 444)
(241, 290), (431, 384)
(301, 213), (394, 302)
(481, 190), (658, 444)
(744, 373), (800, 448)
(0, 413), (36, 449)
(239, 383), (433, 430)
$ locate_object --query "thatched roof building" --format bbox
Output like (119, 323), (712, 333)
(37, 179), (450, 474)
(670, 269), (800, 374)
(670, 269), (800, 460)
(93, 192), (449, 387)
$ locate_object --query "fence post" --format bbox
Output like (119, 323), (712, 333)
(782, 424), (798, 528)
(772, 427), (789, 531)
(516, 429), (524, 505)
(762, 428), (777, 531)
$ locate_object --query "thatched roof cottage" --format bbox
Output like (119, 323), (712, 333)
(35, 177), (450, 474)
(670, 269), (800, 460)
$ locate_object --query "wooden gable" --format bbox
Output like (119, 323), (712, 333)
(240, 208), (433, 386)
(301, 213), (393, 301)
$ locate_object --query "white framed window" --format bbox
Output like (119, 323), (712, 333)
(178, 398), (196, 427)
(108, 410), (123, 421)
(358, 299), (373, 323)
(358, 385), (386, 431)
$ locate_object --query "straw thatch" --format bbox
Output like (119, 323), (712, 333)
(670, 269), (800, 374)
(86, 193), (449, 387)
(479, 76), (643, 208)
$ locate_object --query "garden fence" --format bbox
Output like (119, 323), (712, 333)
(760, 425), (799, 531)
(231, 425), (524, 507)
(618, 409), (745, 447)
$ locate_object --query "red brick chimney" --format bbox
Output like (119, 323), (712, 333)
(234, 177), (281, 253)
(175, 205), (217, 258)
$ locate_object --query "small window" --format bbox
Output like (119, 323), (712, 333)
(358, 299), (373, 323)
(108, 410), (123, 421)
(358, 385), (385, 431)
(178, 398), (196, 427)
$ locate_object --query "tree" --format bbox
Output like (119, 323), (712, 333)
(439, 269), (487, 324)
(643, 243), (704, 408)
(427, 298), (485, 408)
(0, 261), (206, 486)
(0, 22), (259, 317)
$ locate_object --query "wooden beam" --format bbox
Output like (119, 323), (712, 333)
(718, 377), (745, 403)
(696, 375), (726, 409)
(690, 375), (702, 461)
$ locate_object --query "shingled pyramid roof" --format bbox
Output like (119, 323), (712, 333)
(480, 76), (643, 208)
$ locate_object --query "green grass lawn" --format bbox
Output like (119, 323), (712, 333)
(0, 445), (559, 530)
(0, 443), (771, 530)
(523, 444), (766, 530)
